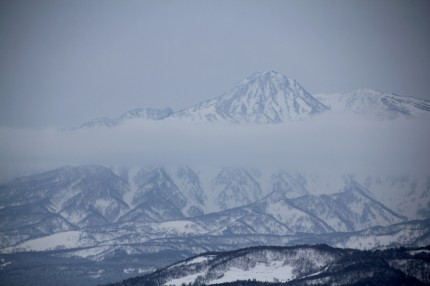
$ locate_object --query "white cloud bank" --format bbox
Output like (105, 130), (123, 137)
(1, 113), (429, 181)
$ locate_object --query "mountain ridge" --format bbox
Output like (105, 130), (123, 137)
(171, 71), (328, 123)
(1, 164), (428, 255)
(2, 71), (430, 285)
(315, 89), (430, 119)
(106, 244), (430, 286)
(68, 71), (430, 129)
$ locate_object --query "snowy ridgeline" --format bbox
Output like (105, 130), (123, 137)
(69, 71), (430, 129)
(109, 245), (430, 286)
(1, 71), (430, 286)
(0, 164), (429, 258)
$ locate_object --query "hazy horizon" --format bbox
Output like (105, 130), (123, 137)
(1, 0), (430, 128)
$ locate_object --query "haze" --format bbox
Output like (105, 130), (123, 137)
(1, 113), (429, 181)
(1, 0), (430, 128)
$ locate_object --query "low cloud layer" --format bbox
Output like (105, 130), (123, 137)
(1, 114), (429, 181)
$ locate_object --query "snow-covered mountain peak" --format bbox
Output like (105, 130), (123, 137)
(172, 71), (328, 123)
(232, 71), (309, 101)
(64, 71), (430, 130)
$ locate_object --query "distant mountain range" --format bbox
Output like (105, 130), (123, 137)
(68, 71), (430, 129)
(0, 166), (428, 264)
(1, 71), (430, 286)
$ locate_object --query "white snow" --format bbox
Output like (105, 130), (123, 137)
(302, 269), (326, 279)
(89, 269), (104, 279)
(94, 198), (111, 213)
(409, 249), (430, 255)
(356, 174), (430, 220)
(123, 166), (141, 206)
(337, 228), (426, 250)
(0, 261), (12, 270)
(166, 261), (295, 286)
(209, 261), (294, 284)
(2, 231), (93, 253)
(123, 268), (135, 274)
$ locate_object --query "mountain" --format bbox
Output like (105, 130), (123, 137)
(0, 166), (130, 236)
(291, 178), (405, 232)
(172, 71), (328, 123)
(118, 167), (190, 223)
(108, 244), (430, 286)
(0, 167), (425, 238)
(315, 89), (430, 119)
(70, 107), (173, 129)
(2, 166), (427, 256)
(359, 175), (430, 220)
(66, 72), (430, 130)
(211, 168), (264, 211)
(75, 117), (118, 129)
(72, 71), (330, 129)
(3, 71), (430, 285)
(271, 171), (310, 199)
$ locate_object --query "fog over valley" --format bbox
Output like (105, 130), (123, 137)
(1, 110), (429, 182)
(1, 1), (430, 285)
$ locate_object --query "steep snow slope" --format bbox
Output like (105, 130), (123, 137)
(360, 175), (430, 220)
(2, 166), (428, 249)
(0, 166), (130, 233)
(172, 71), (328, 123)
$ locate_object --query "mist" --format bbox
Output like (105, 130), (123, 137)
(1, 113), (429, 182)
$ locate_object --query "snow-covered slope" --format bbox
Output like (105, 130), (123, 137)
(118, 167), (189, 223)
(110, 245), (430, 286)
(335, 219), (430, 250)
(271, 170), (310, 198)
(66, 72), (430, 130)
(315, 89), (430, 119)
(0, 166), (130, 234)
(172, 71), (328, 123)
(361, 175), (430, 220)
(333, 179), (405, 226)
(211, 168), (264, 210)
(163, 246), (336, 285)
(2, 166), (428, 250)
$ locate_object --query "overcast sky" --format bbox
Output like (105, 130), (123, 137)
(1, 0), (430, 128)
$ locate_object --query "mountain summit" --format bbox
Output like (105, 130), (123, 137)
(172, 71), (328, 123)
(68, 71), (430, 129)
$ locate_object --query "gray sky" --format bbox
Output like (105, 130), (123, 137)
(1, 0), (430, 128)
